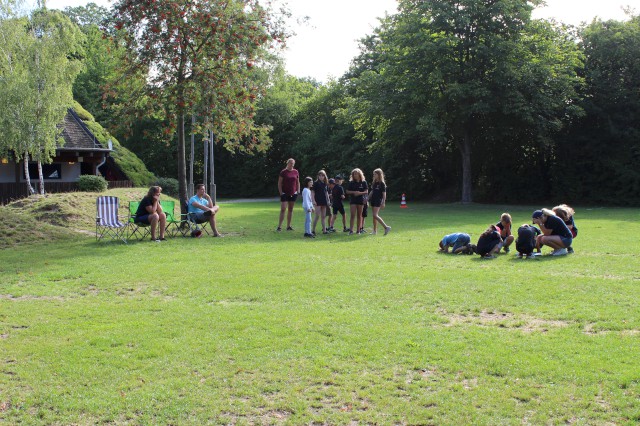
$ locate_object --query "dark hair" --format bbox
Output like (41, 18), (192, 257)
(304, 176), (313, 186)
(196, 184), (205, 191)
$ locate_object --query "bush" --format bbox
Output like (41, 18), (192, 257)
(77, 175), (108, 192)
(155, 177), (178, 197)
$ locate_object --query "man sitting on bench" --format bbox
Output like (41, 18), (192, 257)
(188, 184), (221, 237)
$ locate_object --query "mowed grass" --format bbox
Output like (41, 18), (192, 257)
(1, 190), (639, 424)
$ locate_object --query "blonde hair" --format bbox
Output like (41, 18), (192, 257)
(553, 204), (575, 221)
(500, 213), (511, 224)
(541, 208), (555, 217)
(316, 170), (328, 183)
(372, 168), (386, 184)
(350, 168), (365, 182)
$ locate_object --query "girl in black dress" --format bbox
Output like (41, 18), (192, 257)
(346, 168), (368, 235)
(369, 168), (391, 235)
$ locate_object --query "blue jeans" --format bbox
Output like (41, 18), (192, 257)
(304, 211), (312, 234)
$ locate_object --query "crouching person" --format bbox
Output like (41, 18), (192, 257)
(476, 225), (503, 259)
(532, 209), (572, 256)
(439, 233), (472, 254)
(515, 224), (541, 258)
(188, 184), (221, 237)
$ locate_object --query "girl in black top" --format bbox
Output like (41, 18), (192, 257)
(532, 208), (573, 256)
(476, 225), (503, 258)
(312, 170), (330, 234)
(346, 168), (368, 235)
(135, 186), (166, 241)
(369, 168), (391, 235)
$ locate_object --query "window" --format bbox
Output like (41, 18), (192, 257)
(23, 163), (62, 180)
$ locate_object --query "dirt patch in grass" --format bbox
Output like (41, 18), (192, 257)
(438, 309), (572, 333)
(0, 294), (66, 302)
(583, 323), (640, 336)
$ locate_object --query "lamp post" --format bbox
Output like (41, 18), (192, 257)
(209, 128), (216, 204)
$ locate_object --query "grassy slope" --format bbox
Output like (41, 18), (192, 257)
(0, 192), (639, 424)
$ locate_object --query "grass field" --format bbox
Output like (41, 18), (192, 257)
(1, 189), (639, 425)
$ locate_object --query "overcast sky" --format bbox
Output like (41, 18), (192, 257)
(44, 0), (640, 82)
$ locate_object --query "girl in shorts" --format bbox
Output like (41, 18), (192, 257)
(553, 204), (577, 253)
(346, 168), (368, 235)
(369, 168), (391, 235)
(312, 170), (330, 235)
(532, 209), (573, 256)
(476, 225), (503, 258)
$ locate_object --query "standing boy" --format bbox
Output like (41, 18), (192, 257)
(329, 176), (347, 232)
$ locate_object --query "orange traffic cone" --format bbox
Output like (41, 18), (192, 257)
(400, 193), (408, 208)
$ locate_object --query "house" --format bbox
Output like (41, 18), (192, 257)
(0, 108), (127, 203)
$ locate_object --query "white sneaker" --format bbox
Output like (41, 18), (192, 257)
(384, 226), (391, 236)
(552, 248), (568, 256)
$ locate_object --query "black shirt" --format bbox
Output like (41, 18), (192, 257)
(348, 180), (368, 205)
(312, 180), (329, 205)
(370, 181), (386, 204)
(544, 215), (573, 239)
(331, 184), (345, 207)
(135, 196), (154, 218)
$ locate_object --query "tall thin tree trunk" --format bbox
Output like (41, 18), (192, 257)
(37, 160), (45, 195)
(23, 152), (35, 195)
(460, 129), (473, 204)
(177, 113), (188, 214)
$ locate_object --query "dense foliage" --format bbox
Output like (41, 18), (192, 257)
(77, 174), (107, 192)
(47, 2), (640, 205)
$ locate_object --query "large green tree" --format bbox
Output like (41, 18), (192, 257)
(556, 15), (640, 205)
(111, 0), (287, 206)
(345, 0), (582, 202)
(0, 6), (83, 194)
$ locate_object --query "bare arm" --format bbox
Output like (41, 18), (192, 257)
(277, 176), (283, 195)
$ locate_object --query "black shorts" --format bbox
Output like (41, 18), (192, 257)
(135, 214), (151, 224)
(281, 193), (298, 202)
(332, 204), (345, 215)
(370, 198), (383, 208)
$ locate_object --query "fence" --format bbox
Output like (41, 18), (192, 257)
(0, 180), (133, 205)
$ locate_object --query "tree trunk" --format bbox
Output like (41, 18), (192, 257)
(177, 113), (188, 214)
(460, 129), (473, 203)
(37, 160), (45, 195)
(23, 153), (36, 195)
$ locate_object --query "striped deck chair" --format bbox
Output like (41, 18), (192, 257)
(96, 196), (129, 243)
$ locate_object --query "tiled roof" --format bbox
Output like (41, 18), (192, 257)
(58, 109), (107, 151)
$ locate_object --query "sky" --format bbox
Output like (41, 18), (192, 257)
(43, 0), (640, 82)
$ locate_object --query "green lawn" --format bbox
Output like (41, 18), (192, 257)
(1, 193), (639, 424)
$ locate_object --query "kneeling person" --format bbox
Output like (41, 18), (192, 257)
(188, 184), (221, 237)
(476, 225), (503, 258)
(439, 232), (471, 254)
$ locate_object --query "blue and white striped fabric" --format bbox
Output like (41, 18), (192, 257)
(96, 196), (128, 242)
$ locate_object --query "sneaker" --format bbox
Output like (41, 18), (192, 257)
(304, 233), (312, 238)
(384, 226), (391, 236)
(348, 230), (354, 235)
(370, 231), (377, 235)
(517, 253), (523, 258)
(503, 246), (510, 253)
(276, 227), (282, 232)
(552, 248), (568, 256)
(329, 228), (336, 233)
(159, 237), (167, 241)
(153, 238), (161, 243)
(322, 231), (329, 235)
(483, 254), (495, 259)
(343, 228), (349, 232)
(567, 247), (574, 254)
(312, 231), (316, 236)
(213, 233), (223, 237)
(286, 226), (294, 231)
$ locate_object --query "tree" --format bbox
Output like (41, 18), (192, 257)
(555, 14), (640, 205)
(111, 0), (287, 206)
(0, 7), (84, 194)
(344, 0), (582, 202)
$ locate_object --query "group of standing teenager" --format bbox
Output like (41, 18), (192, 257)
(277, 158), (391, 238)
